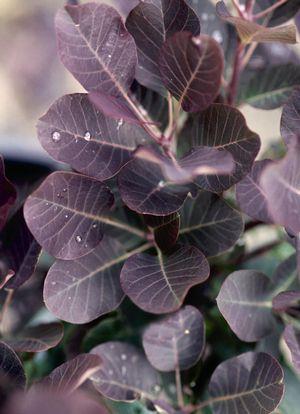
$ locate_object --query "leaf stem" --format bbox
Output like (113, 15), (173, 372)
(253, 0), (287, 20)
(231, 0), (246, 18)
(175, 365), (184, 408)
(0, 289), (14, 333)
(165, 92), (175, 142)
(100, 216), (148, 239)
(227, 41), (244, 105)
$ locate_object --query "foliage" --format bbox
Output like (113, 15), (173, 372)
(1, 0), (300, 413)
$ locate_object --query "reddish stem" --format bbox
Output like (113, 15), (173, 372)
(227, 42), (244, 106)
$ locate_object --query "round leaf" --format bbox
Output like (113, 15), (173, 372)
(143, 305), (205, 371)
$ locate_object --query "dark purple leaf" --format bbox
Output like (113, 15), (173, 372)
(88, 91), (140, 125)
(5, 390), (108, 414)
(44, 236), (129, 324)
(142, 305), (205, 371)
(135, 145), (234, 184)
(24, 172), (114, 260)
(37, 354), (102, 394)
(126, 0), (200, 94)
(0, 210), (41, 290)
(256, 0), (300, 27)
(272, 291), (300, 313)
(179, 192), (243, 257)
(4, 323), (64, 353)
(217, 270), (276, 342)
(281, 87), (300, 148)
(0, 156), (16, 232)
(90, 341), (161, 401)
(209, 352), (284, 414)
(159, 32), (223, 112)
(283, 325), (300, 372)
(217, 1), (297, 44)
(238, 64), (300, 109)
(120, 244), (209, 314)
(56, 3), (137, 96)
(260, 148), (300, 235)
(118, 158), (190, 215)
(144, 213), (180, 252)
(236, 160), (273, 224)
(272, 254), (298, 289)
(0, 342), (26, 393)
(180, 104), (260, 192)
(37, 94), (151, 181)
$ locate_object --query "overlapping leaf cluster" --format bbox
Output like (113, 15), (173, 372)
(1, 0), (300, 413)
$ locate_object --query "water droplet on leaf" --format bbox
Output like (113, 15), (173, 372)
(52, 131), (61, 142)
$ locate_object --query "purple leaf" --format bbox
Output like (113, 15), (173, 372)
(90, 341), (161, 401)
(120, 245), (209, 314)
(135, 145), (234, 184)
(142, 305), (205, 371)
(118, 158), (190, 215)
(179, 192), (243, 257)
(4, 323), (63, 353)
(37, 354), (102, 394)
(272, 253), (298, 289)
(217, 270), (276, 342)
(180, 104), (261, 191)
(38, 94), (152, 181)
(236, 160), (273, 224)
(0, 342), (26, 392)
(88, 91), (141, 125)
(283, 324), (300, 372)
(260, 148), (300, 235)
(280, 87), (300, 148)
(272, 291), (300, 313)
(144, 213), (180, 252)
(43, 236), (127, 324)
(5, 390), (108, 414)
(209, 352), (284, 414)
(24, 172), (114, 260)
(126, 0), (200, 94)
(159, 32), (223, 112)
(0, 210), (41, 290)
(56, 3), (137, 96)
(0, 156), (17, 232)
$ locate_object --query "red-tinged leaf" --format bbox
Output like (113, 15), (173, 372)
(281, 87), (300, 148)
(88, 91), (140, 124)
(0, 210), (41, 290)
(272, 291), (300, 313)
(144, 213), (180, 252)
(135, 145), (234, 184)
(44, 237), (128, 324)
(209, 352), (284, 414)
(126, 0), (200, 94)
(236, 160), (273, 224)
(56, 3), (137, 96)
(90, 341), (161, 401)
(118, 158), (190, 215)
(260, 148), (300, 235)
(180, 104), (261, 192)
(37, 354), (102, 394)
(0, 156), (16, 232)
(120, 245), (209, 314)
(0, 342), (26, 393)
(5, 390), (108, 414)
(142, 305), (205, 371)
(283, 325), (300, 372)
(217, 1), (297, 44)
(217, 270), (276, 342)
(24, 172), (114, 260)
(37, 94), (151, 181)
(159, 32), (223, 112)
(179, 192), (243, 257)
(4, 323), (63, 353)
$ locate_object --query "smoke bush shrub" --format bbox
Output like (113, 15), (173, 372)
(1, 0), (300, 413)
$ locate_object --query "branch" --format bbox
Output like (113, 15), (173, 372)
(227, 42), (244, 105)
(253, 0), (287, 20)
